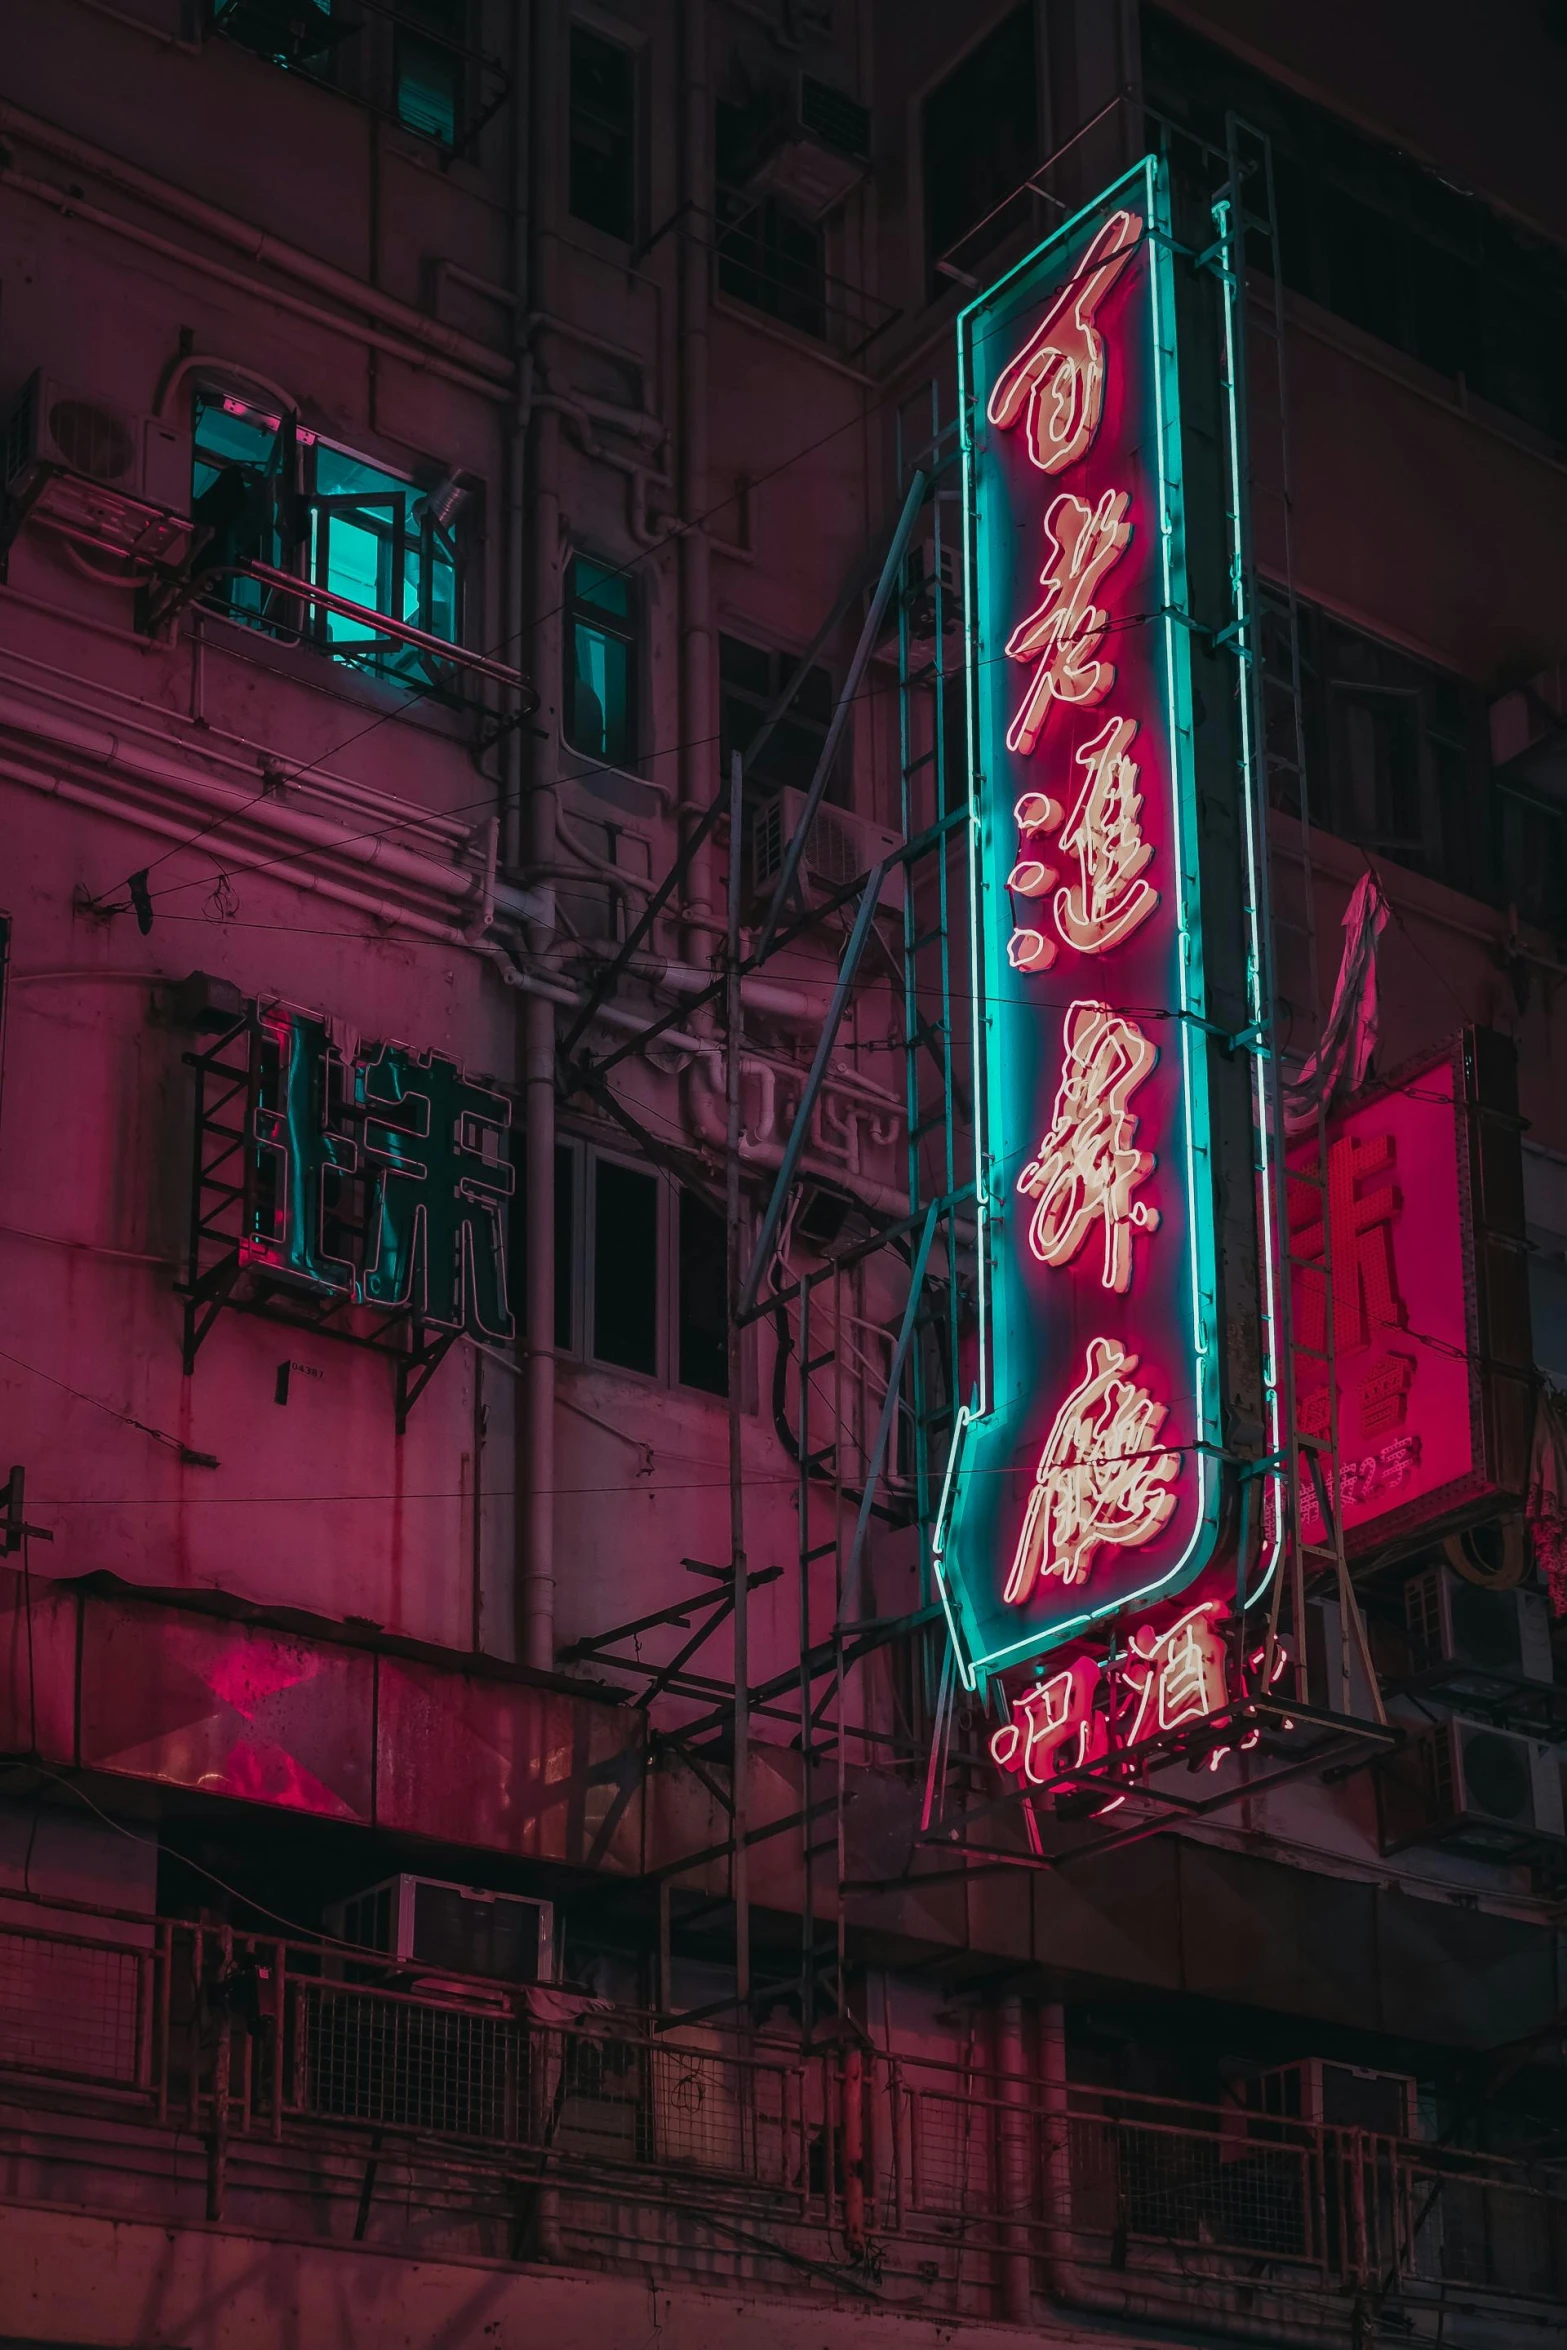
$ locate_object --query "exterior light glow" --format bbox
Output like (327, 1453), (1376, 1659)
(1016, 998), (1159, 1292)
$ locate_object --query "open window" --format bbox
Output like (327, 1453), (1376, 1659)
(191, 390), (467, 690)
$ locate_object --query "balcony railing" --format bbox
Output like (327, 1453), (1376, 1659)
(2, 1905), (1564, 2333)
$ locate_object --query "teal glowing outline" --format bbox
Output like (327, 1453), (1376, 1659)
(933, 154), (1222, 1692)
(1213, 193), (1286, 1610)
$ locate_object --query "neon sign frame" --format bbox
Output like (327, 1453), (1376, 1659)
(935, 155), (1227, 1692)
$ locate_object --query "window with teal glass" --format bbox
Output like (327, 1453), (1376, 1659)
(564, 554), (637, 767)
(211, 0), (338, 74)
(191, 391), (465, 689)
(396, 0), (465, 146)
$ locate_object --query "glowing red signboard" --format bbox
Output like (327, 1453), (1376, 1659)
(1285, 1033), (1527, 1550)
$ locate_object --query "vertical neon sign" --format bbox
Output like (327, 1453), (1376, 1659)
(936, 158), (1223, 1688)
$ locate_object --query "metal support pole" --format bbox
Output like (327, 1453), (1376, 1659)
(754, 468), (928, 959)
(737, 864), (888, 1319)
(725, 749), (750, 2014)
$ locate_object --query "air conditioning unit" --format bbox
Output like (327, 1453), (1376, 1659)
(1245, 2057), (1419, 2140)
(326, 1873), (555, 1986)
(3, 372), (187, 512)
(752, 786), (905, 914)
(1403, 1564), (1554, 1687)
(1380, 1718), (1566, 1858)
(745, 75), (872, 218)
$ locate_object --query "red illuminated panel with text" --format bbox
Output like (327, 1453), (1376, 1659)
(1288, 1047), (1487, 1550)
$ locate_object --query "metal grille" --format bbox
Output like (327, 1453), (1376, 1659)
(304, 1986), (519, 2140)
(1070, 2115), (1312, 2260)
(0, 1929), (145, 2088)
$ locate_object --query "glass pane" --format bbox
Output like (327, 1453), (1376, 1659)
(319, 509), (393, 632)
(593, 1160), (658, 1375)
(678, 1188), (729, 1397)
(314, 445), (404, 500)
(569, 25), (636, 241)
(570, 555), (631, 619)
(568, 620), (632, 764)
(398, 33), (458, 144)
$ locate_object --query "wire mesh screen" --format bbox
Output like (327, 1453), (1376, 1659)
(304, 1986), (520, 2140)
(0, 1930), (146, 2088)
(909, 2087), (999, 2218)
(1069, 2115), (1314, 2261)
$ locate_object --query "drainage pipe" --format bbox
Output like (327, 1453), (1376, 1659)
(995, 1996), (1035, 2323)
(0, 100), (513, 386)
(517, 0), (564, 1678)
(676, 0), (714, 957)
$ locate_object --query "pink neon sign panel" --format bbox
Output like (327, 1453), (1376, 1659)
(1286, 1044), (1488, 1550)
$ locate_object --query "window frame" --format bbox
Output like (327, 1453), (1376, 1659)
(919, 4), (1042, 302)
(567, 16), (641, 246)
(718, 630), (848, 809)
(563, 549), (641, 773)
(553, 1138), (741, 1402)
(190, 388), (469, 691)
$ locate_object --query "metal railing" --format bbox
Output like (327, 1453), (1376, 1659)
(1, 1907), (1564, 2328)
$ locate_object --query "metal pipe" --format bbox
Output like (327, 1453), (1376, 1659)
(725, 751), (750, 2016)
(995, 1995), (1034, 2321)
(677, 0), (714, 956)
(517, 0), (563, 1678)
(842, 2042), (867, 2258)
(0, 692), (533, 922)
(0, 166), (509, 407)
(0, 100), (513, 384)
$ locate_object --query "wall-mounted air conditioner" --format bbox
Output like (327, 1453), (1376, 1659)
(745, 75), (872, 219)
(1245, 2057), (1420, 2140)
(1380, 1718), (1565, 1857)
(1403, 1564), (1554, 1686)
(752, 785), (905, 914)
(326, 1873), (555, 1986)
(3, 371), (188, 513)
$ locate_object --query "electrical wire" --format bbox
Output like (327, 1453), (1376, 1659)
(86, 348), (962, 917)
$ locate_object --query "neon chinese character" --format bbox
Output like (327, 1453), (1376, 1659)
(1358, 1351), (1415, 1437)
(1017, 999), (1160, 1293)
(1124, 1603), (1228, 1743)
(1004, 1337), (1180, 1604)
(1290, 1131), (1403, 1356)
(1004, 718), (1158, 972)
(248, 1008), (358, 1294)
(989, 1667), (1088, 1785)
(360, 1045), (515, 1341)
(987, 209), (1144, 474)
(1004, 489), (1132, 757)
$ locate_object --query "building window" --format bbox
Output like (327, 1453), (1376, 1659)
(395, 0), (466, 146)
(922, 8), (1038, 296)
(719, 633), (845, 806)
(714, 99), (828, 341)
(191, 390), (465, 687)
(550, 1143), (732, 1397)
(569, 23), (637, 241)
(564, 554), (638, 767)
(1143, 6), (1567, 447)
(1262, 595), (1488, 900)
(210, 0), (338, 73)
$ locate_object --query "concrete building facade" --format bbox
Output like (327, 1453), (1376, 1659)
(0, 2), (1565, 2343)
